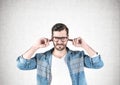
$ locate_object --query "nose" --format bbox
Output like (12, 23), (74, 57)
(57, 39), (63, 43)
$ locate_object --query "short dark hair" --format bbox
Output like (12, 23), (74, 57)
(52, 23), (69, 36)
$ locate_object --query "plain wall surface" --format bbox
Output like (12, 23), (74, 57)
(0, 0), (120, 85)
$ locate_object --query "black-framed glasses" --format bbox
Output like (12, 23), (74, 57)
(52, 37), (68, 42)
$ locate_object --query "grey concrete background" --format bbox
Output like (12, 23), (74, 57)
(0, 0), (120, 85)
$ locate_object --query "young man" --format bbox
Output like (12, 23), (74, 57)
(17, 23), (104, 85)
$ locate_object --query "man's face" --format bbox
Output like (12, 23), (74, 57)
(52, 29), (68, 51)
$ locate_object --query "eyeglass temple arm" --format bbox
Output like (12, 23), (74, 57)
(49, 38), (81, 44)
(68, 39), (73, 41)
(49, 39), (73, 42)
(49, 39), (53, 42)
(69, 39), (82, 44)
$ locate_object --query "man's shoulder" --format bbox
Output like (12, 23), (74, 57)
(66, 47), (85, 58)
(67, 47), (84, 54)
(35, 48), (53, 58)
(37, 48), (53, 54)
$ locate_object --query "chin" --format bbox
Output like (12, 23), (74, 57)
(56, 47), (66, 51)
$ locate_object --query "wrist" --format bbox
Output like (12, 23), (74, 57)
(31, 45), (39, 50)
(81, 43), (88, 48)
(82, 44), (97, 57)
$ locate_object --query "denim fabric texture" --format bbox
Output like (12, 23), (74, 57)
(17, 47), (104, 85)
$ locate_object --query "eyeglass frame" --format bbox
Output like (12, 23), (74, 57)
(52, 36), (69, 42)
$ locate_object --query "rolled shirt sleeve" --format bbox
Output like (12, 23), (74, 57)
(16, 55), (37, 70)
(84, 54), (104, 69)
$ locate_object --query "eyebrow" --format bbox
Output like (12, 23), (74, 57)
(53, 36), (68, 38)
(52, 36), (68, 38)
(49, 37), (73, 42)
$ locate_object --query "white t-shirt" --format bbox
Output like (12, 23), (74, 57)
(51, 55), (72, 85)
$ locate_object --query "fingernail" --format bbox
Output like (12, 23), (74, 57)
(41, 40), (45, 44)
(78, 39), (81, 44)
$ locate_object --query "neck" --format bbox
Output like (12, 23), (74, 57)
(53, 48), (67, 58)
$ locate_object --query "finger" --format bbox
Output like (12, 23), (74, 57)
(49, 39), (53, 42)
(78, 39), (82, 44)
(76, 37), (81, 44)
(75, 38), (78, 44)
(76, 38), (80, 44)
(72, 38), (75, 45)
(45, 38), (52, 47)
(46, 39), (50, 46)
(40, 39), (45, 44)
(73, 38), (77, 46)
(44, 38), (48, 44)
(40, 38), (47, 44)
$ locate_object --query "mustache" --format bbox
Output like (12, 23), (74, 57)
(56, 44), (64, 46)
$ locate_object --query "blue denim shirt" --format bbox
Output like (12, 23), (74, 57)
(17, 47), (104, 85)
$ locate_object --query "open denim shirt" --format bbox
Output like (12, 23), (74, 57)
(17, 47), (104, 85)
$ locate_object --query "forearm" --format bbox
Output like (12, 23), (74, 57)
(82, 44), (97, 57)
(23, 46), (38, 59)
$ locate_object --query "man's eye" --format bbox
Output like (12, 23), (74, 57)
(55, 37), (59, 39)
(62, 37), (66, 39)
